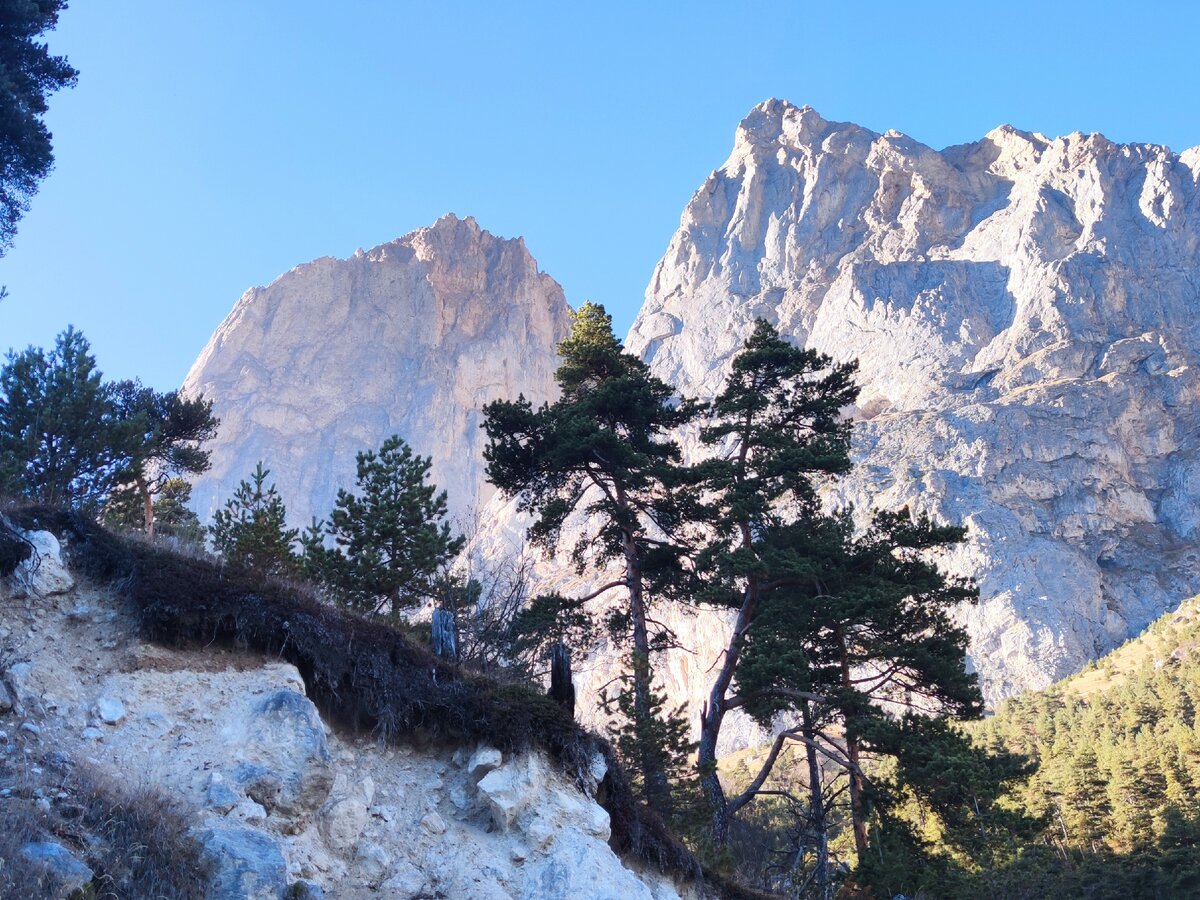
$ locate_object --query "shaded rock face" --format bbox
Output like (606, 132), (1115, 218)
(184, 213), (573, 530)
(20, 841), (94, 898)
(626, 99), (1200, 700)
(193, 824), (288, 900)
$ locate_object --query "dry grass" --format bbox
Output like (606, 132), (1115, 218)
(0, 751), (205, 899)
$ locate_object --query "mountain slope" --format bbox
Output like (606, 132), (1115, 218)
(184, 214), (573, 530)
(965, 596), (1200, 895)
(626, 99), (1200, 700)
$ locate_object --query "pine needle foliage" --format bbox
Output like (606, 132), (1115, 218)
(303, 434), (463, 620)
(209, 461), (300, 579)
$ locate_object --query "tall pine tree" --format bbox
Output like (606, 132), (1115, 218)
(689, 319), (859, 846)
(483, 302), (697, 811)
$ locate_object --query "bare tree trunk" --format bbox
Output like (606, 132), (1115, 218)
(549, 641), (575, 718)
(137, 474), (155, 538)
(615, 483), (671, 814)
(802, 702), (831, 900)
(837, 627), (869, 859)
(698, 573), (760, 845)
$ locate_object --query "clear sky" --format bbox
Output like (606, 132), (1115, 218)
(2, 0), (1198, 390)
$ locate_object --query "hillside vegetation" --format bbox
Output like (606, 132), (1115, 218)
(960, 598), (1200, 898)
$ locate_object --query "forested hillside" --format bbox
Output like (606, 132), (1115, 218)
(961, 598), (1200, 897)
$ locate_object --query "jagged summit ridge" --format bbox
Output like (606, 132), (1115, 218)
(628, 100), (1200, 701)
(184, 214), (573, 530)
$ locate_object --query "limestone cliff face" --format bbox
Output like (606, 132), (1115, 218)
(184, 214), (572, 530)
(626, 99), (1200, 699)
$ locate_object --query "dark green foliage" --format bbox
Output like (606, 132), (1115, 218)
(302, 434), (463, 620)
(695, 319), (859, 572)
(209, 462), (300, 579)
(736, 508), (982, 730)
(0, 327), (135, 508)
(0, 0), (77, 253)
(0, 329), (217, 521)
(691, 320), (861, 847)
(483, 302), (699, 811)
(602, 667), (697, 820)
(147, 477), (205, 544)
(107, 379), (218, 534)
(505, 591), (598, 674)
(484, 302), (696, 567)
(950, 598), (1200, 895)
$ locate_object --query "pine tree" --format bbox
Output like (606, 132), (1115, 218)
(0, 327), (135, 508)
(210, 462), (300, 579)
(734, 508), (983, 861)
(483, 302), (697, 811)
(305, 435), (462, 620)
(105, 476), (205, 546)
(0, 0), (77, 253)
(690, 318), (859, 846)
(107, 380), (218, 536)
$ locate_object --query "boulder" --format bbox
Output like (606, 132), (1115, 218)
(319, 797), (368, 853)
(20, 841), (94, 898)
(206, 777), (239, 815)
(234, 688), (333, 831)
(95, 695), (126, 725)
(467, 745), (503, 780)
(8, 530), (74, 597)
(477, 753), (609, 841)
(193, 824), (287, 900)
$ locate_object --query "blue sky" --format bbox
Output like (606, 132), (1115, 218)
(2, 0), (1198, 389)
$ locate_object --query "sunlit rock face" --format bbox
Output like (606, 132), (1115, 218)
(184, 214), (572, 532)
(626, 98), (1200, 701)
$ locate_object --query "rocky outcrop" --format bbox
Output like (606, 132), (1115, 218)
(626, 99), (1200, 699)
(0, 520), (74, 599)
(0, 529), (696, 899)
(183, 214), (573, 530)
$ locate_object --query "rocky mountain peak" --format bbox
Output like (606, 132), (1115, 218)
(184, 217), (572, 531)
(628, 99), (1200, 701)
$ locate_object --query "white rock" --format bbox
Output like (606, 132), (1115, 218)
(354, 842), (391, 886)
(319, 797), (368, 853)
(380, 861), (427, 895)
(420, 811), (447, 835)
(468, 745), (503, 780)
(477, 753), (610, 844)
(358, 775), (375, 805)
(8, 530), (74, 597)
(95, 696), (125, 725)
